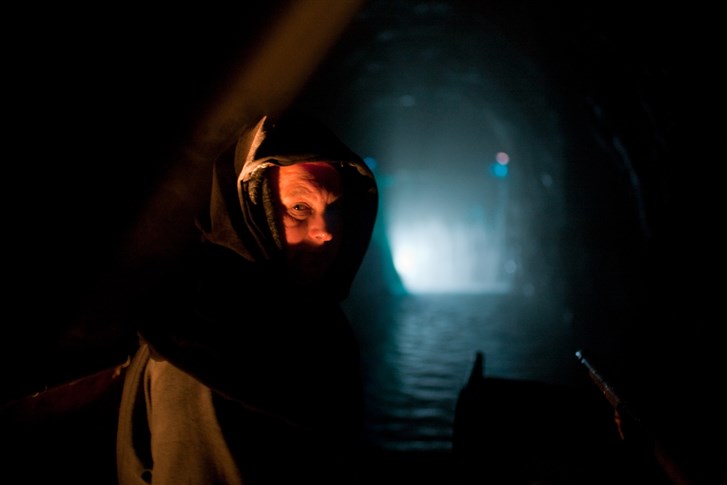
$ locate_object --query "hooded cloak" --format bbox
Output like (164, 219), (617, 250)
(133, 112), (378, 435)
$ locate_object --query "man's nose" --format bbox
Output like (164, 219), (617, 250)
(309, 213), (333, 243)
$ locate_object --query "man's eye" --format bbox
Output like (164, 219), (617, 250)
(288, 203), (311, 220)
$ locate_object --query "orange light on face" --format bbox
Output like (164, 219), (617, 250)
(276, 162), (343, 283)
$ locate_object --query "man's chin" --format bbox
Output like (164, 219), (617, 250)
(287, 251), (337, 284)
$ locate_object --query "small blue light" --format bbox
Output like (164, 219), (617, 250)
(490, 162), (508, 178)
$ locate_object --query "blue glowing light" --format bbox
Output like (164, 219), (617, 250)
(490, 162), (508, 178)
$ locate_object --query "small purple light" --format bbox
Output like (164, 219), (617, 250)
(495, 152), (510, 165)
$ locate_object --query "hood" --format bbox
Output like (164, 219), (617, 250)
(198, 113), (378, 301)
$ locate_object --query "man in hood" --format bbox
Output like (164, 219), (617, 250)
(116, 112), (378, 485)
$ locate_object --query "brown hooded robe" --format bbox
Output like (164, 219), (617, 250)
(116, 113), (378, 485)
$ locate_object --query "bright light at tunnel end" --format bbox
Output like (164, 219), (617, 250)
(390, 235), (512, 295)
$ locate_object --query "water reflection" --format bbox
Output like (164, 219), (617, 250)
(344, 292), (577, 451)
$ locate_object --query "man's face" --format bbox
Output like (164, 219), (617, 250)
(276, 162), (343, 283)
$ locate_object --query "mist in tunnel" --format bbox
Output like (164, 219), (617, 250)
(369, 103), (560, 296)
(297, 0), (569, 303)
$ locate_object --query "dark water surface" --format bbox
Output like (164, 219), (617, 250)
(344, 292), (578, 451)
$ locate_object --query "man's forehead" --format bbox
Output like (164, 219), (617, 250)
(280, 162), (342, 194)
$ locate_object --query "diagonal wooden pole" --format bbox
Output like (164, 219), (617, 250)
(123, 0), (365, 266)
